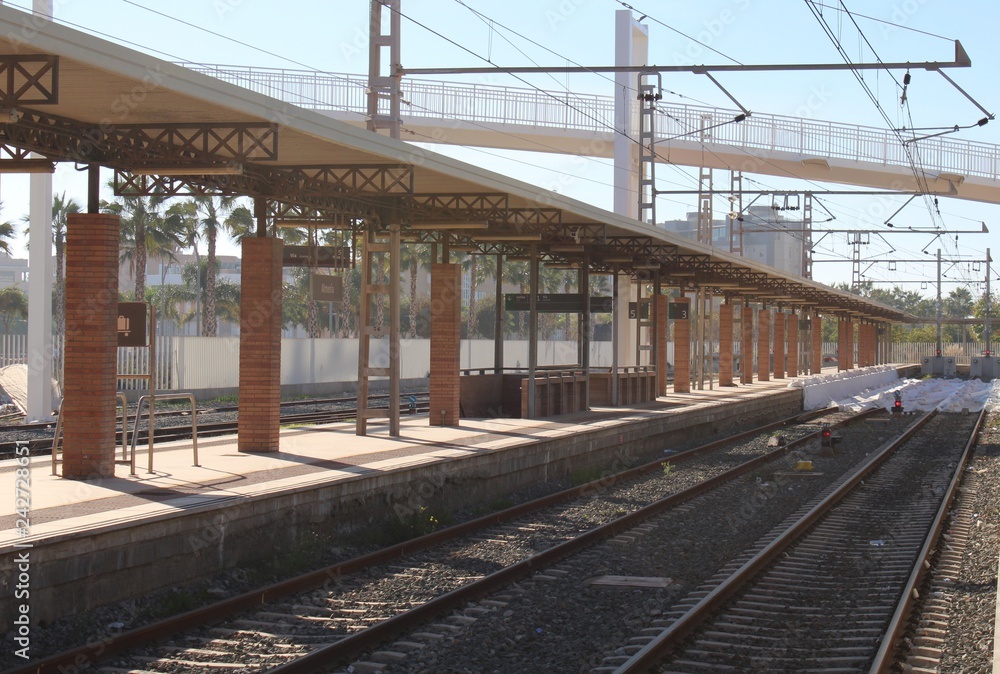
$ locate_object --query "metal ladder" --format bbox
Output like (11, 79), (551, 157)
(356, 221), (401, 436)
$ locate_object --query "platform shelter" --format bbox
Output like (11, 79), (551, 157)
(0, 7), (911, 479)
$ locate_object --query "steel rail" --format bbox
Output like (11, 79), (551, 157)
(0, 391), (430, 434)
(868, 405), (988, 673)
(266, 408), (858, 673)
(4, 406), (844, 674)
(0, 396), (431, 453)
(613, 408), (939, 673)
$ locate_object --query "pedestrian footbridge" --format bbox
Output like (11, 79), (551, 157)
(187, 64), (1000, 204)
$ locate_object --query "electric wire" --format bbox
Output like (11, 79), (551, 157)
(12, 0), (984, 292)
(610, 0), (744, 65)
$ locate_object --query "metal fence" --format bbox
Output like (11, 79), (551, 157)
(0, 336), (981, 396)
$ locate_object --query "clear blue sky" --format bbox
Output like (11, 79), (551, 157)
(2, 0), (999, 295)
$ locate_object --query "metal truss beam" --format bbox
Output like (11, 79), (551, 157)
(408, 193), (507, 220)
(112, 171), (387, 218)
(0, 108), (276, 165)
(119, 123), (278, 164)
(503, 208), (561, 227)
(0, 55), (58, 106)
(278, 164), (413, 195)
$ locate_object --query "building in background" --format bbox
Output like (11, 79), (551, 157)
(660, 204), (806, 278)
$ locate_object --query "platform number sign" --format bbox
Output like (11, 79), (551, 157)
(627, 302), (649, 320)
(117, 302), (148, 347)
(668, 302), (689, 320)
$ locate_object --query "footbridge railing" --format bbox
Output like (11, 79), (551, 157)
(185, 63), (1000, 182)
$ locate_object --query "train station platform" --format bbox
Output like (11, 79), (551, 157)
(0, 366), (914, 630)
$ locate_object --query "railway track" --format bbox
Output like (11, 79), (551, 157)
(0, 392), (430, 454)
(6, 406), (852, 674)
(609, 408), (984, 672)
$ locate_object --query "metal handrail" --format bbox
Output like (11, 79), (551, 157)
(130, 393), (199, 475)
(184, 63), (1000, 181)
(51, 393), (128, 476)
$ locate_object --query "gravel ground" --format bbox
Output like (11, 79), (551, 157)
(349, 415), (912, 673)
(1, 405), (821, 672)
(938, 410), (1000, 672)
(10, 408), (1000, 673)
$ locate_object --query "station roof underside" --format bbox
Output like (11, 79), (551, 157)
(0, 6), (913, 324)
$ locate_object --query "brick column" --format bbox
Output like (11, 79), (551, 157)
(862, 323), (877, 367)
(62, 213), (119, 479)
(787, 313), (799, 377)
(849, 320), (857, 369)
(719, 303), (734, 386)
(238, 237), (283, 453)
(742, 305), (754, 384)
(773, 312), (785, 379)
(840, 319), (854, 370)
(757, 309), (771, 382)
(673, 297), (690, 393)
(811, 312), (823, 374)
(430, 263), (461, 425)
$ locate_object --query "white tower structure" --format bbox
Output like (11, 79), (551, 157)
(26, 0), (55, 422)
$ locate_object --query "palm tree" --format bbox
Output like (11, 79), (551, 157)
(505, 260), (531, 337)
(165, 200), (201, 332)
(400, 243), (431, 338)
(23, 194), (76, 347)
(147, 283), (195, 334)
(191, 196), (251, 337)
(0, 201), (16, 257)
(51, 193), (80, 339)
(102, 186), (183, 303)
(274, 225), (323, 337)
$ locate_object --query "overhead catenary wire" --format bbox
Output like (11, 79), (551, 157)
(13, 0), (988, 292)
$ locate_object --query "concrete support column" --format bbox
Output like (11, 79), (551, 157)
(615, 275), (634, 368)
(238, 237), (283, 452)
(655, 295), (668, 396)
(62, 213), (119, 478)
(26, 170), (53, 421)
(719, 303), (734, 386)
(787, 313), (799, 377)
(673, 297), (691, 393)
(741, 305), (754, 384)
(430, 263), (461, 426)
(757, 309), (771, 382)
(24, 0), (56, 423)
(773, 312), (785, 379)
(811, 312), (823, 374)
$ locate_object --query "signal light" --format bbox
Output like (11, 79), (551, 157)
(894, 400), (902, 408)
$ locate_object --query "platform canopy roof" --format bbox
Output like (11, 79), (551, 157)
(0, 5), (913, 323)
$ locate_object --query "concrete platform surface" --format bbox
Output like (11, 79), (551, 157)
(0, 373), (823, 548)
